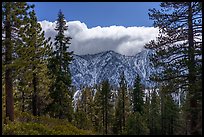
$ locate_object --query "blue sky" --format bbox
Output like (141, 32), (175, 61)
(28, 2), (161, 28)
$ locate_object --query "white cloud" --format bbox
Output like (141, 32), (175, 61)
(39, 20), (159, 56)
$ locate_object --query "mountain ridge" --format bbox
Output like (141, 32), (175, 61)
(69, 49), (155, 89)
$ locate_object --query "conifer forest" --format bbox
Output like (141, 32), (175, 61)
(2, 2), (202, 135)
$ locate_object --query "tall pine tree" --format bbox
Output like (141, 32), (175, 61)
(2, 2), (33, 121)
(47, 9), (73, 120)
(14, 8), (52, 116)
(145, 2), (202, 135)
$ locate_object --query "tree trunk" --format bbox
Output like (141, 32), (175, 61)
(103, 105), (105, 135)
(59, 96), (62, 119)
(22, 91), (25, 112)
(32, 70), (38, 116)
(187, 2), (199, 135)
(5, 66), (14, 121)
(5, 2), (14, 122)
(37, 97), (41, 116)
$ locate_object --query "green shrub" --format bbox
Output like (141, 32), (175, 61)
(2, 111), (94, 135)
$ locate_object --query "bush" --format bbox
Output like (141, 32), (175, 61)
(2, 111), (94, 135)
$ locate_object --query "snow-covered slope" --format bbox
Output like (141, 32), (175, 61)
(69, 49), (155, 89)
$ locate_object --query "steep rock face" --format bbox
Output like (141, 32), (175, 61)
(69, 49), (155, 89)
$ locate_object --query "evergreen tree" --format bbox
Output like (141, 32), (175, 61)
(148, 88), (161, 135)
(47, 9), (73, 120)
(15, 9), (52, 116)
(132, 74), (144, 113)
(113, 72), (129, 134)
(92, 85), (104, 134)
(2, 2), (33, 121)
(145, 2), (202, 135)
(126, 74), (148, 135)
(74, 87), (94, 130)
(101, 80), (112, 134)
(143, 87), (161, 135)
(160, 84), (181, 135)
(126, 112), (149, 135)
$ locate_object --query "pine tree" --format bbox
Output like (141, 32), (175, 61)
(47, 9), (73, 120)
(16, 9), (52, 116)
(92, 85), (104, 134)
(126, 74), (148, 135)
(145, 2), (202, 135)
(113, 72), (129, 134)
(74, 87), (94, 130)
(160, 84), (180, 135)
(100, 80), (112, 134)
(2, 2), (33, 121)
(132, 74), (144, 113)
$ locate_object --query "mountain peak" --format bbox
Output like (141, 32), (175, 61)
(106, 50), (115, 54)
